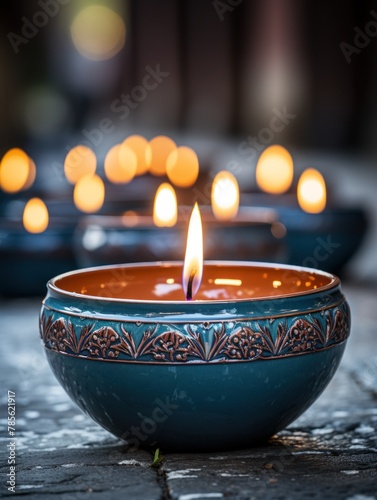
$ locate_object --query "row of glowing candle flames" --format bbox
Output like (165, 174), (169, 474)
(0, 137), (327, 235)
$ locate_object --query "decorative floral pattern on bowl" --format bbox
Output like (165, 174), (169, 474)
(40, 302), (350, 364)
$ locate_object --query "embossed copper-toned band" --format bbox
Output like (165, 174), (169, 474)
(40, 303), (350, 364)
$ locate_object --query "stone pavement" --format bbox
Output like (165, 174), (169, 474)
(0, 283), (376, 499)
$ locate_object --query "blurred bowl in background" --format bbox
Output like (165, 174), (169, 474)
(241, 194), (369, 274)
(0, 217), (76, 297)
(277, 206), (369, 274)
(73, 208), (286, 267)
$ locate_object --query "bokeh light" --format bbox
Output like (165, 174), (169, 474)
(122, 210), (140, 228)
(119, 135), (149, 176)
(0, 148), (31, 193)
(297, 168), (327, 214)
(23, 198), (49, 234)
(23, 158), (37, 191)
(104, 144), (137, 184)
(256, 145), (294, 194)
(71, 5), (126, 61)
(166, 146), (199, 187)
(64, 145), (97, 184)
(74, 174), (105, 213)
(147, 136), (177, 176)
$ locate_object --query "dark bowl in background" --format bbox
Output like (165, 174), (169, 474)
(277, 206), (369, 274)
(240, 194), (369, 274)
(73, 208), (286, 268)
(0, 218), (76, 297)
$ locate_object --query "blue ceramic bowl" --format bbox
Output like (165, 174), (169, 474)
(40, 261), (350, 452)
(241, 194), (369, 274)
(276, 206), (368, 274)
(0, 217), (76, 297)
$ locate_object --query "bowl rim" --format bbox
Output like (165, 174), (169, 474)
(47, 260), (341, 305)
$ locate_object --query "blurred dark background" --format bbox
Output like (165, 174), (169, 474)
(1, 0), (377, 151)
(0, 0), (376, 288)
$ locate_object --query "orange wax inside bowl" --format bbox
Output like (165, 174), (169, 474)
(52, 262), (336, 302)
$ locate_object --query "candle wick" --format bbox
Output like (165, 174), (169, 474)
(186, 269), (197, 301)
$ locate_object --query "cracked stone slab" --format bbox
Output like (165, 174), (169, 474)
(162, 436), (377, 499)
(1, 448), (162, 498)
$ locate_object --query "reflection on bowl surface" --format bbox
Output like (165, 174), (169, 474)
(40, 261), (350, 451)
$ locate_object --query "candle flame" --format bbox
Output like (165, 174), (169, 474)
(153, 183), (178, 227)
(211, 171), (239, 220)
(23, 198), (49, 233)
(256, 145), (294, 194)
(73, 174), (105, 213)
(297, 168), (327, 214)
(183, 203), (203, 300)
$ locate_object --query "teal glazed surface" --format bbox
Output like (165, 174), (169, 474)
(40, 262), (351, 451)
